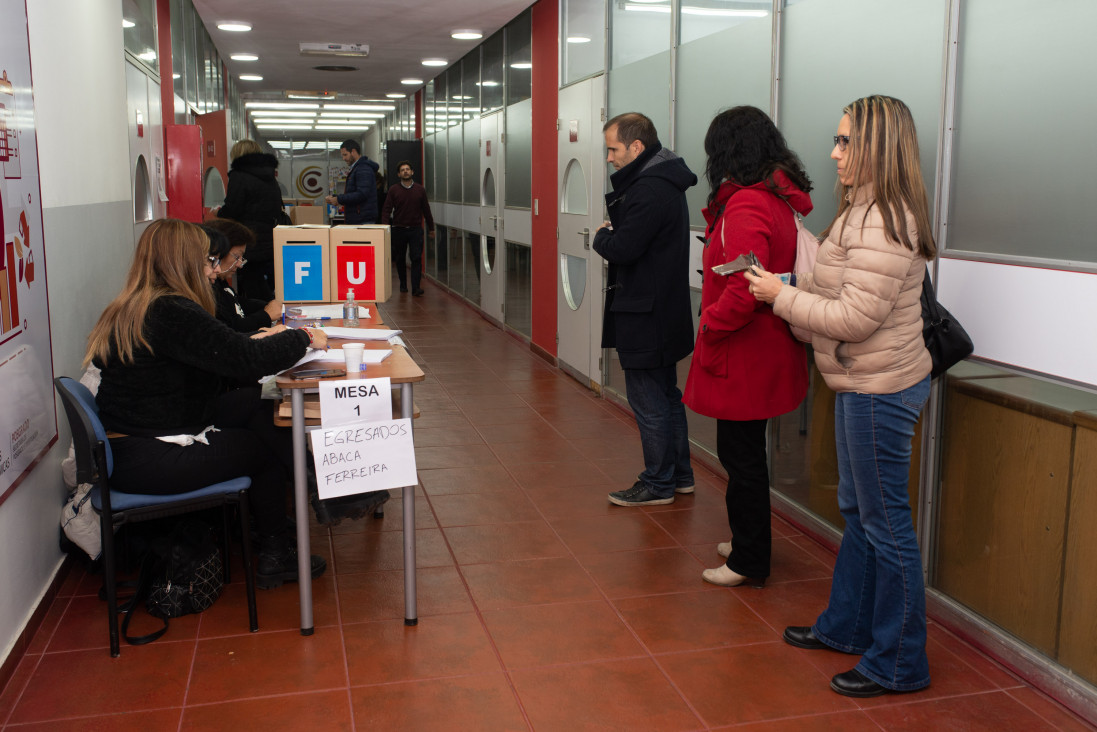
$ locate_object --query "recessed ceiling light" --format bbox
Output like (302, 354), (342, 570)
(239, 75), (264, 81)
(510, 62), (532, 69)
(386, 93), (406, 99)
(323, 104), (395, 111)
(255, 124), (313, 130)
(122, 19), (135, 28)
(217, 22), (252, 32)
(246, 102), (320, 109)
(567, 35), (592, 43)
(477, 81), (500, 87)
(421, 58), (448, 67)
(138, 50), (157, 61)
(250, 110), (317, 117)
(172, 73), (181, 79)
(400, 78), (423, 85)
(451, 30), (482, 40)
(231, 53), (259, 62)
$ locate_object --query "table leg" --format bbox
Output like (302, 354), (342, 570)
(401, 382), (418, 626)
(291, 388), (314, 635)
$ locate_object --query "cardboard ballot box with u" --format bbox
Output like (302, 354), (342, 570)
(329, 226), (391, 302)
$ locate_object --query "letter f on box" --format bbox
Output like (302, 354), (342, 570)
(295, 261), (311, 284)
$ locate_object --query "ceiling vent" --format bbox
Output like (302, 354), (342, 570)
(299, 42), (369, 58)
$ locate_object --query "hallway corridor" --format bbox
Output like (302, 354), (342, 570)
(0, 285), (1092, 731)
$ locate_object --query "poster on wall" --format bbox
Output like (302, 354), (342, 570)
(0, 0), (57, 503)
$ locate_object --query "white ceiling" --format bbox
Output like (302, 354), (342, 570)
(190, 0), (535, 138)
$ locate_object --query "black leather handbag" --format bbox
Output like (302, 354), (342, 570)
(921, 266), (974, 379)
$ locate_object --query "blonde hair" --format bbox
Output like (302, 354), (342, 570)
(824, 95), (937, 259)
(230, 139), (263, 160)
(84, 219), (216, 366)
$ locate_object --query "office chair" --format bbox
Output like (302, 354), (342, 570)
(54, 377), (259, 657)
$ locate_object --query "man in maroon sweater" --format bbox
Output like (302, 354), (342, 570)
(381, 161), (435, 295)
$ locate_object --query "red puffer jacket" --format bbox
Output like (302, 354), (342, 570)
(682, 173), (810, 421)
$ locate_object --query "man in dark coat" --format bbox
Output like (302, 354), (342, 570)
(326, 139), (379, 224)
(593, 112), (697, 507)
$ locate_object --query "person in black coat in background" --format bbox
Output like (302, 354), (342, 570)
(593, 112), (697, 508)
(325, 139), (380, 224)
(200, 219), (282, 332)
(217, 139), (285, 301)
(86, 219), (327, 589)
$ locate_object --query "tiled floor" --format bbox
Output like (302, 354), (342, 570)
(3, 286), (1095, 731)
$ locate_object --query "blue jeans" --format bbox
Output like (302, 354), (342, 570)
(812, 375), (931, 691)
(624, 366), (693, 498)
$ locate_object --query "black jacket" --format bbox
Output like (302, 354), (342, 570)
(95, 296), (307, 436)
(213, 281), (274, 333)
(338, 156), (380, 224)
(593, 142), (697, 369)
(218, 153), (285, 263)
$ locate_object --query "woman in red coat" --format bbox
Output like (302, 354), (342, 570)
(682, 106), (811, 587)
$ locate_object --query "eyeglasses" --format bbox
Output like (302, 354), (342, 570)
(206, 256), (221, 269)
(833, 135), (850, 152)
(227, 253), (247, 269)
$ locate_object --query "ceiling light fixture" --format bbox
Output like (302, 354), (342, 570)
(323, 104), (395, 111)
(386, 93), (406, 99)
(172, 73), (181, 79)
(249, 110), (317, 117)
(680, 6), (768, 17)
(400, 78), (423, 86)
(246, 102), (320, 109)
(138, 50), (157, 61)
(566, 35), (591, 43)
(510, 62), (532, 69)
(122, 19), (135, 28)
(286, 91), (337, 100)
(251, 118), (311, 125)
(451, 30), (483, 40)
(255, 124), (313, 130)
(239, 74), (263, 81)
(421, 58), (448, 67)
(217, 22), (252, 32)
(231, 53), (259, 61)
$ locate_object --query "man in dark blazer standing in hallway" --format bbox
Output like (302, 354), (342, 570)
(593, 112), (697, 507)
(326, 139), (380, 224)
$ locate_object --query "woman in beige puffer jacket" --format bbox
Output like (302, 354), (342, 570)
(746, 95), (936, 699)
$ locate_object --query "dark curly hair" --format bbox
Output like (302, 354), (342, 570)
(703, 106), (812, 207)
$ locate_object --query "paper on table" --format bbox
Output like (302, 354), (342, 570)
(320, 327), (402, 341)
(286, 304), (370, 319)
(292, 348), (392, 367)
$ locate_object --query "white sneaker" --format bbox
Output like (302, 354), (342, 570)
(674, 484), (695, 494)
(717, 541), (732, 558)
(701, 564), (765, 588)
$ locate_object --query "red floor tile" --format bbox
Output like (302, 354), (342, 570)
(490, 437), (587, 466)
(418, 464), (520, 495)
(343, 613), (501, 685)
(507, 460), (614, 491)
(413, 444), (500, 470)
(182, 690), (353, 731)
(351, 674), (527, 731)
(331, 528), (454, 574)
(578, 546), (717, 599)
(658, 643), (856, 726)
(510, 657), (700, 731)
(411, 424), (485, 447)
(188, 628), (347, 704)
(614, 589), (775, 654)
(443, 522), (569, 565)
(10, 643), (195, 723)
(481, 600), (645, 669)
(461, 556), (603, 611)
(864, 689), (1065, 731)
(198, 574), (338, 636)
(1007, 687), (1097, 732)
(724, 709), (884, 731)
(550, 513), (677, 555)
(336, 566), (473, 623)
(430, 491), (542, 527)
(10, 708), (184, 731)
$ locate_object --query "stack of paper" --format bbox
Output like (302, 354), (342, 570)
(285, 304), (370, 319)
(319, 327), (402, 341)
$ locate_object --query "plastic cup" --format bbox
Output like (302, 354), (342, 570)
(342, 342), (366, 373)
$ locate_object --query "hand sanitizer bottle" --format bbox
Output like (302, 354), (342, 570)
(343, 288), (359, 326)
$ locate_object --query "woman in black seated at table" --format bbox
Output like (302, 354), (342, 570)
(85, 218), (327, 589)
(200, 219), (283, 332)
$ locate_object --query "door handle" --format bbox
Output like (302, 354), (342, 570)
(578, 227), (590, 249)
(490, 215), (499, 231)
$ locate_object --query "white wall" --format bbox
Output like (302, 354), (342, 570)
(0, 0), (136, 663)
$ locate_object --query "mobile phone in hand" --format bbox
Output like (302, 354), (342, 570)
(290, 368), (346, 380)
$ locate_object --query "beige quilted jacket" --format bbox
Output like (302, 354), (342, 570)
(773, 189), (932, 394)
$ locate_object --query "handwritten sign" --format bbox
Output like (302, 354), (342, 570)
(318, 376), (391, 427)
(309, 418), (417, 499)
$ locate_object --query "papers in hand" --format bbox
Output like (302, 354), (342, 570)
(286, 304), (371, 319)
(320, 327), (402, 341)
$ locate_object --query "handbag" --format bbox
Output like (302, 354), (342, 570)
(921, 266), (974, 378)
(784, 200), (819, 343)
(122, 520), (224, 645)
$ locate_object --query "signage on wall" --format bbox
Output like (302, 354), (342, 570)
(0, 1), (58, 504)
(136, 110), (143, 138)
(206, 140), (215, 158)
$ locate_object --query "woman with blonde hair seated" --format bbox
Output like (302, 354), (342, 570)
(86, 218), (327, 589)
(746, 95), (936, 698)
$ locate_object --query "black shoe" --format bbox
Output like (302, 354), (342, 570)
(256, 533), (326, 590)
(783, 626), (828, 650)
(400, 285), (408, 293)
(608, 480), (674, 507)
(830, 669), (890, 698)
(311, 490), (391, 527)
(412, 288), (425, 296)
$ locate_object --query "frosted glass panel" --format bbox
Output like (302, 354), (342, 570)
(779, 0), (946, 234)
(463, 117), (480, 204)
(505, 99), (532, 207)
(607, 50), (671, 150)
(561, 254), (587, 310)
(948, 0), (1097, 264)
(677, 10), (772, 227)
(563, 0), (605, 84)
(563, 159), (588, 215)
(447, 122), (462, 203)
(680, 1), (773, 44)
(483, 169), (497, 207)
(611, 1), (669, 68)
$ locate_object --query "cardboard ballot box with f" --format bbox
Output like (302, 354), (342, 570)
(274, 225), (331, 303)
(329, 225), (391, 303)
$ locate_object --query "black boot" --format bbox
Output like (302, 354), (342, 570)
(256, 532), (326, 590)
(310, 490), (391, 527)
